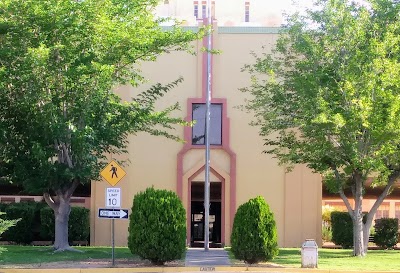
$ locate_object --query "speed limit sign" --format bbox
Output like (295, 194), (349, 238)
(105, 188), (121, 208)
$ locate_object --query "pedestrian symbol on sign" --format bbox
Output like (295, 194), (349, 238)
(100, 160), (126, 186)
(110, 165), (118, 178)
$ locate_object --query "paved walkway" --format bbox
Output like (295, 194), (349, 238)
(185, 248), (231, 266)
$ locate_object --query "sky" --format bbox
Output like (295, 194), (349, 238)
(257, 0), (368, 14)
(270, 0), (315, 13)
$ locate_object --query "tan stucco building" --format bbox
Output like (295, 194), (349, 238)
(90, 13), (322, 248)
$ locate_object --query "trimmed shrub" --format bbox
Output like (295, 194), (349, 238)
(0, 203), (7, 212)
(128, 187), (186, 265)
(40, 207), (54, 240)
(40, 206), (90, 242)
(230, 196), (278, 264)
(374, 218), (399, 249)
(2, 202), (35, 244)
(331, 211), (353, 249)
(31, 201), (48, 241)
(69, 207), (90, 242)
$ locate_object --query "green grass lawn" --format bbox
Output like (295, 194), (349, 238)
(229, 248), (400, 272)
(2, 246), (400, 271)
(0, 245), (134, 265)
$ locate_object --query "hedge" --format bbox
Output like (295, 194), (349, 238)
(0, 202), (89, 243)
(40, 206), (90, 242)
(1, 202), (36, 244)
(374, 218), (399, 249)
(331, 211), (353, 249)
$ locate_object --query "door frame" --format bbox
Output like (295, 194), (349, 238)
(187, 166), (225, 246)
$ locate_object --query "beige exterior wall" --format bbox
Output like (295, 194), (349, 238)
(90, 26), (322, 248)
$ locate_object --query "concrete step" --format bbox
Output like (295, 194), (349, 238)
(185, 248), (231, 266)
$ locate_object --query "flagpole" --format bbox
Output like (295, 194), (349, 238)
(204, 0), (212, 251)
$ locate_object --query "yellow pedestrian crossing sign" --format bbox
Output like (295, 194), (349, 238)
(100, 160), (126, 186)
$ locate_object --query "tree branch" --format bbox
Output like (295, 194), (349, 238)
(65, 178), (80, 199)
(339, 188), (354, 218)
(43, 193), (58, 211)
(332, 166), (354, 217)
(54, 139), (62, 162)
(61, 143), (73, 168)
(369, 170), (400, 216)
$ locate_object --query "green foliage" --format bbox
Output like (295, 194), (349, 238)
(2, 203), (35, 244)
(373, 218), (399, 249)
(231, 196), (278, 264)
(39, 207), (53, 241)
(241, 0), (400, 255)
(322, 205), (337, 242)
(0, 211), (19, 256)
(0, 203), (7, 212)
(0, 0), (202, 248)
(128, 187), (186, 265)
(331, 212), (353, 249)
(40, 206), (90, 242)
(0, 202), (47, 241)
(68, 207), (90, 242)
(322, 205), (338, 224)
(0, 0), (202, 194)
(0, 212), (19, 239)
(322, 225), (332, 242)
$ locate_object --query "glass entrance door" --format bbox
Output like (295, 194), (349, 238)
(190, 181), (222, 247)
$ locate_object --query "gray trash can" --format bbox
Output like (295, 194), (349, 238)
(301, 239), (318, 268)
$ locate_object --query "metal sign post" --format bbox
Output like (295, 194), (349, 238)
(112, 218), (115, 266)
(204, 0), (212, 251)
(100, 161), (127, 266)
(98, 208), (129, 266)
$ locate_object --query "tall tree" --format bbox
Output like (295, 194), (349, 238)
(242, 0), (400, 256)
(0, 0), (202, 251)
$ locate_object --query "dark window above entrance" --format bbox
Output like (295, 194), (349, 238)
(192, 103), (222, 145)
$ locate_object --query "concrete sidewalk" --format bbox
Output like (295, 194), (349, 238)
(185, 248), (231, 266)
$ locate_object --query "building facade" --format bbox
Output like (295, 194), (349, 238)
(154, 0), (295, 27)
(90, 0), (322, 248)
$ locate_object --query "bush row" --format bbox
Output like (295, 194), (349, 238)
(127, 188), (278, 265)
(0, 202), (89, 244)
(331, 211), (399, 249)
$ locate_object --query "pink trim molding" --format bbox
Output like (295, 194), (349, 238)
(177, 97), (236, 245)
(186, 166), (226, 246)
(176, 19), (236, 246)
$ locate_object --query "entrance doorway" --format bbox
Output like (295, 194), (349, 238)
(190, 182), (222, 248)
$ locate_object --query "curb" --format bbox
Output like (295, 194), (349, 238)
(0, 267), (396, 273)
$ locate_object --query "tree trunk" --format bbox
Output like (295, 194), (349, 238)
(53, 195), (71, 251)
(337, 169), (400, 256)
(352, 213), (364, 256)
(362, 217), (373, 255)
(352, 173), (365, 256)
(43, 178), (80, 252)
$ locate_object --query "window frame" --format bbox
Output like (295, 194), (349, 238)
(191, 103), (223, 146)
(245, 2), (250, 22)
(194, 1), (199, 19)
(202, 1), (207, 19)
